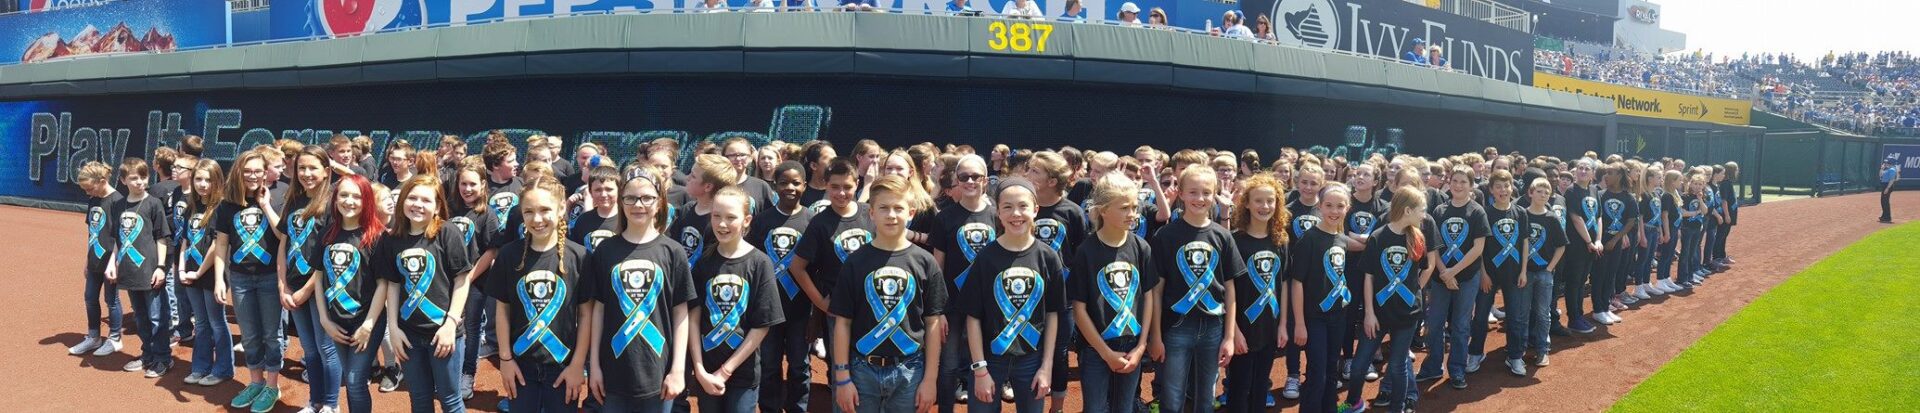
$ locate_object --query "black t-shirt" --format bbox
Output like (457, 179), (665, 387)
(1133, 187), (1160, 240)
(152, 180), (185, 251)
(1150, 218), (1244, 321)
(1286, 197), (1321, 239)
(86, 192), (124, 274)
(1719, 180), (1739, 224)
(375, 225), (475, 337)
(1288, 228), (1348, 319)
(925, 201), (997, 296)
(583, 234), (698, 400)
(1565, 185), (1600, 254)
(570, 209), (621, 254)
(1366, 225), (1426, 329)
(181, 202), (218, 290)
(1232, 232), (1286, 352)
(1068, 233), (1158, 348)
(1347, 192), (1388, 237)
(735, 176), (778, 215)
(448, 203), (503, 259)
(958, 241), (1066, 357)
(214, 201), (281, 276)
(693, 249), (786, 390)
(486, 176), (525, 242)
(111, 194), (173, 290)
(749, 206), (816, 307)
(485, 239), (590, 367)
(669, 208), (716, 270)
(800, 188), (829, 215)
(1600, 190), (1639, 245)
(552, 160), (580, 192)
(313, 226), (381, 330)
(1658, 190), (1681, 236)
(1643, 191), (1666, 240)
(1525, 208), (1567, 273)
(1432, 199), (1489, 277)
(1482, 201), (1527, 286)
(796, 204), (874, 299)
(1066, 178), (1093, 207)
(828, 244), (947, 358)
(1682, 193), (1706, 230)
(281, 196), (322, 290)
(1034, 200), (1089, 265)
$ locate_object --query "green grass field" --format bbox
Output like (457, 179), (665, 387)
(1612, 223), (1920, 412)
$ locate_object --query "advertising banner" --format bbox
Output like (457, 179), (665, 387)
(270, 0), (663, 39)
(1533, 71), (1752, 125)
(17, 0), (111, 13)
(1884, 144), (1920, 189)
(1239, 0), (1535, 83)
(2, 0), (228, 65)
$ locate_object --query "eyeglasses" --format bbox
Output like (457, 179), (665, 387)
(620, 195), (660, 206)
(172, 165), (193, 171)
(958, 173), (986, 183)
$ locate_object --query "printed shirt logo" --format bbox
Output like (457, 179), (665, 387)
(1349, 211), (1377, 235)
(1492, 217), (1521, 267)
(1243, 250), (1282, 321)
(1604, 198), (1626, 234)
(489, 192), (520, 231)
(1293, 213), (1321, 237)
(832, 228), (873, 262)
(449, 216), (477, 245)
(610, 259), (668, 356)
(87, 206), (107, 258)
(681, 226), (706, 262)
(990, 267), (1044, 354)
(233, 207), (272, 265)
(397, 247), (447, 325)
(1035, 218), (1066, 251)
(513, 270), (571, 361)
(807, 199), (832, 215)
(1317, 246), (1349, 311)
(184, 215), (208, 267)
(1376, 245), (1416, 306)
(325, 242), (367, 319)
(857, 266), (921, 355)
(585, 229), (616, 252)
(1441, 217), (1469, 266)
(1171, 241), (1224, 315)
(703, 273), (750, 351)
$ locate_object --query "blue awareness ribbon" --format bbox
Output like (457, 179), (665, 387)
(400, 254), (448, 325)
(118, 215), (146, 267)
(1170, 243), (1222, 316)
(325, 246), (364, 315)
(766, 229), (802, 300)
(1292, 214), (1318, 237)
(1492, 220), (1521, 267)
(1375, 248), (1415, 306)
(1582, 197), (1602, 237)
(610, 262), (667, 356)
(288, 215), (315, 275)
(184, 227), (206, 268)
(1605, 199), (1625, 234)
(1349, 212), (1377, 236)
(512, 277), (572, 362)
(234, 212), (272, 264)
(833, 229), (872, 263)
(1441, 219), (1468, 265)
(1132, 213), (1149, 239)
(1648, 194), (1665, 227)
(88, 210), (106, 258)
(856, 272), (920, 355)
(1098, 263), (1140, 340)
(1316, 248), (1350, 312)
(1242, 252), (1280, 321)
(682, 227), (706, 268)
(952, 225), (996, 289)
(1528, 225), (1549, 266)
(702, 280), (750, 351)
(490, 193), (517, 232)
(990, 272), (1044, 355)
(1037, 219), (1065, 252)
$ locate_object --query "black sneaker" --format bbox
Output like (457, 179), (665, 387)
(1550, 325), (1572, 336)
(1414, 372), (1443, 383)
(1449, 378), (1468, 390)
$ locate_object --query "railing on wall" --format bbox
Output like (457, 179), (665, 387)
(1438, 0), (1532, 33)
(229, 0), (269, 12)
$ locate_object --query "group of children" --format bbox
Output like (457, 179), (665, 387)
(69, 133), (1743, 413)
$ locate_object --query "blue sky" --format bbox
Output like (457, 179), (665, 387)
(1657, 0), (1920, 59)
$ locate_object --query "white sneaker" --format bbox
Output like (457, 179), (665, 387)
(93, 338), (122, 356)
(68, 336), (104, 355)
(1534, 354), (1551, 367)
(1606, 312), (1624, 324)
(1622, 295), (1640, 305)
(1282, 376), (1302, 399)
(1491, 307), (1507, 320)
(1465, 354), (1485, 373)
(296, 405), (317, 413)
(1590, 312), (1614, 325)
(1366, 364), (1380, 381)
(1664, 280), (1684, 292)
(1506, 359), (1526, 376)
(1645, 283), (1665, 296)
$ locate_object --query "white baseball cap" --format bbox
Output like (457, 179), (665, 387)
(1119, 2), (1140, 13)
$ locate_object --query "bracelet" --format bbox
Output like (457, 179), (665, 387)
(831, 377), (854, 387)
(830, 364), (851, 372)
(969, 360), (989, 371)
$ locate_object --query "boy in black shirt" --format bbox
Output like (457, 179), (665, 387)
(751, 161), (819, 413)
(1520, 178), (1567, 370)
(109, 158), (175, 376)
(690, 187), (787, 412)
(1466, 171), (1530, 376)
(829, 176), (947, 413)
(794, 159), (873, 346)
(1416, 167), (1487, 390)
(71, 162), (126, 357)
(1558, 160), (1603, 334)
(672, 154), (738, 270)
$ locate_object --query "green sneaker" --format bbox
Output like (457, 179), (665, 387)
(249, 386), (280, 413)
(229, 383), (263, 408)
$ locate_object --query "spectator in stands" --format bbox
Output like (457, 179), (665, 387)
(1428, 45), (1449, 70)
(840, 0), (874, 12)
(1147, 7), (1169, 29)
(1002, 0), (1042, 19)
(1254, 14), (1276, 42)
(782, 0), (816, 12)
(945, 0), (977, 15)
(1117, 2), (1142, 26)
(700, 0), (731, 12)
(748, 0), (778, 12)
(1404, 38), (1429, 66)
(1212, 10), (1253, 40)
(1059, 0), (1086, 22)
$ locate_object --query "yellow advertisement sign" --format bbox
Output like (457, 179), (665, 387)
(1533, 71), (1751, 125)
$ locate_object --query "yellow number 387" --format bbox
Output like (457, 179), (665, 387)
(987, 21), (1054, 53)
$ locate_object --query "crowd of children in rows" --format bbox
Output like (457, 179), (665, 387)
(69, 133), (1741, 413)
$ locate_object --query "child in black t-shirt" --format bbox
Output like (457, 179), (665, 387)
(671, 154), (738, 271)
(177, 159), (236, 385)
(828, 175), (947, 413)
(923, 155), (997, 411)
(1022, 151), (1086, 407)
(1288, 183), (1356, 413)
(71, 162), (126, 357)
(378, 174), (476, 413)
(1417, 166), (1488, 390)
(570, 166), (624, 254)
(489, 178), (593, 411)
(1223, 173), (1290, 413)
(585, 166), (699, 411)
(960, 178), (1068, 413)
(690, 186), (787, 412)
(108, 158), (176, 377)
(1520, 177), (1567, 371)
(1068, 172), (1159, 413)
(312, 175), (391, 413)
(1278, 163), (1324, 396)
(1146, 165), (1243, 413)
(751, 161), (820, 413)
(1344, 186), (1431, 413)
(281, 148), (344, 412)
(1467, 171), (1531, 376)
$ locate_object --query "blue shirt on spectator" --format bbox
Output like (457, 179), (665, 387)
(1885, 164), (1901, 183)
(1059, 9), (1086, 22)
(1404, 51), (1428, 65)
(945, 0), (975, 13)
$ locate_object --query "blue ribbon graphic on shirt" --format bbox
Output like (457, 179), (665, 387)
(856, 273), (919, 355)
(1492, 221), (1521, 267)
(1293, 214), (1318, 237)
(1582, 197), (1602, 237)
(703, 282), (750, 351)
(1376, 249), (1415, 306)
(1605, 200), (1625, 234)
(682, 227), (706, 268)
(400, 255), (448, 325)
(1171, 244), (1222, 316)
(833, 230), (871, 263)
(1098, 264), (1140, 340)
(288, 215), (315, 275)
(1349, 212), (1377, 235)
(513, 277), (571, 362)
(234, 214), (271, 264)
(766, 231), (801, 300)
(611, 264), (666, 356)
(118, 216), (146, 267)
(1441, 220), (1467, 264)
(1317, 249), (1350, 312)
(990, 273), (1044, 355)
(1528, 226), (1549, 266)
(184, 227), (206, 268)
(1242, 254), (1280, 321)
(325, 247), (364, 315)
(953, 226), (995, 289)
(490, 193), (517, 232)
(1648, 196), (1665, 227)
(88, 211), (107, 258)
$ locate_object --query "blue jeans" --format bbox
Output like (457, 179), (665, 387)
(1301, 313), (1350, 413)
(1680, 229), (1704, 282)
(760, 302), (814, 413)
(186, 287), (235, 379)
(230, 271), (285, 373)
(509, 360), (572, 413)
(83, 270), (123, 339)
(602, 393), (671, 413)
(697, 386), (761, 413)
(1497, 278), (1534, 360)
(290, 302), (343, 408)
(1631, 241), (1655, 285)
(402, 332), (465, 413)
(1419, 273), (1479, 380)
(169, 268), (196, 337)
(1345, 324), (1417, 411)
(1656, 238), (1678, 284)
(1153, 314), (1223, 413)
(966, 352), (1043, 413)
(1078, 339), (1141, 413)
(341, 320), (387, 413)
(935, 313), (967, 413)
(1700, 221), (1719, 270)
(838, 355), (926, 413)
(1523, 271), (1555, 356)
(126, 289), (173, 366)
(462, 291), (494, 380)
